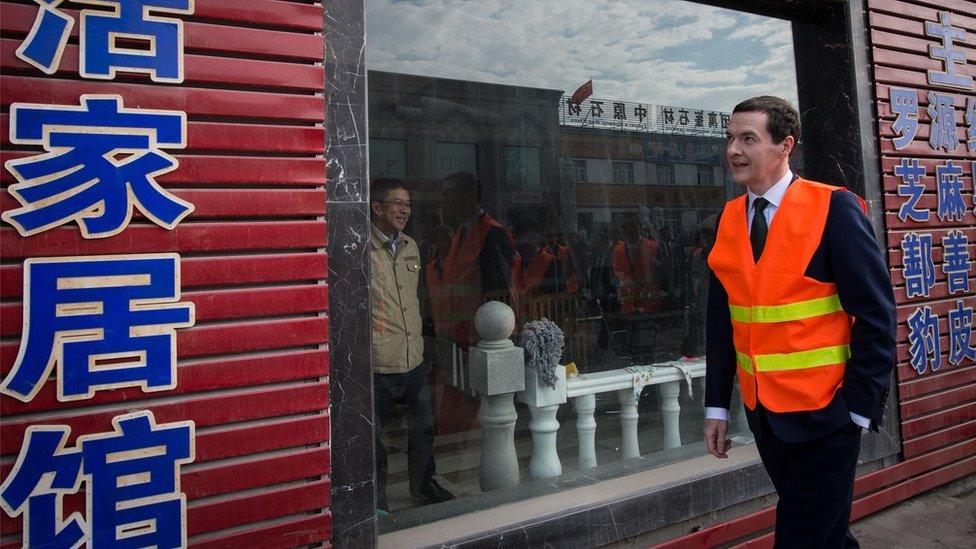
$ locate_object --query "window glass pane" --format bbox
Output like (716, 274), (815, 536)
(369, 138), (406, 179)
(505, 146), (542, 189)
(366, 0), (799, 526)
(437, 142), (478, 178)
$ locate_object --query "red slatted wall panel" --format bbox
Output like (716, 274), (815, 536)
(0, 1), (330, 547)
(869, 0), (976, 462)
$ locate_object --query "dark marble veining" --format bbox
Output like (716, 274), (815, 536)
(325, 0), (376, 547)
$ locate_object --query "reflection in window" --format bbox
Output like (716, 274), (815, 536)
(613, 161), (635, 184)
(370, 138), (406, 179)
(657, 164), (676, 185)
(437, 142), (477, 178)
(505, 146), (542, 189)
(698, 164), (716, 186)
(365, 0), (799, 528)
(572, 159), (587, 183)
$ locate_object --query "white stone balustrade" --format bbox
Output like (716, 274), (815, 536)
(427, 305), (708, 488)
(564, 358), (706, 469)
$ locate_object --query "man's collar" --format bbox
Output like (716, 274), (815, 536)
(747, 169), (793, 211)
(370, 222), (402, 249)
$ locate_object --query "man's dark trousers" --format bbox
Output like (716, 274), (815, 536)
(753, 408), (862, 549)
(374, 363), (436, 511)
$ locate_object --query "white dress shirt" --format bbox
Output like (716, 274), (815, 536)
(705, 169), (870, 429)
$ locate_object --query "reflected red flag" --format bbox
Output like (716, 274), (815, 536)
(570, 80), (593, 104)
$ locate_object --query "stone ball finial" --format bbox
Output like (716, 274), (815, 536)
(474, 301), (515, 344)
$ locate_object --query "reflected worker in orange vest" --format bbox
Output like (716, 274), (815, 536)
(440, 171), (516, 349)
(425, 225), (455, 339)
(437, 172), (516, 434)
(515, 223), (563, 297)
(704, 96), (896, 548)
(544, 227), (579, 293)
(612, 213), (659, 314)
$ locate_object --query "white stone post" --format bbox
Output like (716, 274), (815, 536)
(519, 365), (567, 480)
(617, 389), (640, 459)
(468, 301), (524, 492)
(574, 394), (597, 469)
(659, 380), (682, 450)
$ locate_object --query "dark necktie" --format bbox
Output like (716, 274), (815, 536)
(751, 197), (770, 263)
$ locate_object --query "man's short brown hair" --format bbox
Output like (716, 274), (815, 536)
(732, 96), (801, 145)
(370, 178), (409, 204)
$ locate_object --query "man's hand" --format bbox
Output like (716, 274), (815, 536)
(704, 418), (731, 459)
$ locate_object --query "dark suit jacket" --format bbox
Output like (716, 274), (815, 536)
(705, 187), (897, 443)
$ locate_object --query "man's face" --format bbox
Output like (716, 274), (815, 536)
(518, 230), (542, 258)
(444, 186), (476, 225)
(726, 111), (792, 193)
(371, 187), (411, 235)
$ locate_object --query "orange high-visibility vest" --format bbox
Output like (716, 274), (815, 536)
(515, 249), (556, 296)
(613, 238), (659, 314)
(426, 258), (451, 338)
(548, 244), (580, 293)
(708, 179), (865, 413)
(442, 213), (510, 347)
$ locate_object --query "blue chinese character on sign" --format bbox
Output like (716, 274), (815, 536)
(0, 427), (84, 548)
(895, 158), (929, 222)
(890, 87), (920, 150)
(2, 95), (192, 238)
(0, 412), (194, 549)
(902, 232), (936, 298)
(16, 0), (192, 82)
(943, 230), (971, 294)
(82, 412), (194, 548)
(936, 160), (966, 221)
(927, 92), (959, 152)
(80, 0), (193, 82)
(966, 97), (976, 153)
(16, 1), (73, 74)
(925, 11), (974, 90)
(907, 306), (941, 374)
(947, 300), (976, 366)
(0, 255), (194, 403)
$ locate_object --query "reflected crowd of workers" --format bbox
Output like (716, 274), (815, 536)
(414, 171), (716, 363)
(370, 171), (717, 513)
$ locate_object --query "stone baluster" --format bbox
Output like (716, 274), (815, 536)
(574, 394), (597, 469)
(659, 380), (682, 450)
(617, 389), (640, 459)
(518, 364), (567, 480)
(468, 301), (524, 492)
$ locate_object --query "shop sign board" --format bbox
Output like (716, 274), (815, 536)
(560, 96), (729, 138)
(0, 2), (196, 546)
(887, 10), (976, 376)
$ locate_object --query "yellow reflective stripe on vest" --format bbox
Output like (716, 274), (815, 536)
(729, 294), (843, 323)
(736, 344), (849, 374)
(736, 351), (754, 375)
(754, 344), (851, 372)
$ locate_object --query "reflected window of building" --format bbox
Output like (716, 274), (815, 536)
(657, 163), (676, 185)
(698, 164), (715, 186)
(437, 142), (478, 178)
(572, 159), (588, 183)
(505, 146), (542, 188)
(613, 161), (635, 184)
(370, 138), (406, 179)
(365, 0), (800, 529)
